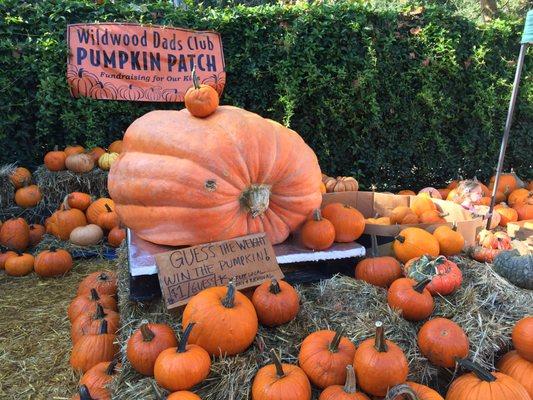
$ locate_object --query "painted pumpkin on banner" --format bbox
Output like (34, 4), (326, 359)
(108, 107), (322, 246)
(67, 66), (99, 97)
(89, 82), (117, 100)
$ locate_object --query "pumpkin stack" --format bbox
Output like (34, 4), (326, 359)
(69, 270), (120, 398)
(7, 166), (42, 209)
(44, 141), (123, 173)
(44, 193), (126, 248)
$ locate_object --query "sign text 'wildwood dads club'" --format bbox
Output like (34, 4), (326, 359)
(155, 233), (284, 309)
(66, 23), (226, 101)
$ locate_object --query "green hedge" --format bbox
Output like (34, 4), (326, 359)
(0, 0), (531, 190)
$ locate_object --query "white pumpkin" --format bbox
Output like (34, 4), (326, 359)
(69, 224), (104, 246)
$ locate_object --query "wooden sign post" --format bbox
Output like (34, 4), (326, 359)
(155, 233), (284, 309)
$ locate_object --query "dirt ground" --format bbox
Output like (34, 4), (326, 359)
(0, 259), (115, 400)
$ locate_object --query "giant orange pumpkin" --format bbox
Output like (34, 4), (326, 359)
(108, 107), (322, 246)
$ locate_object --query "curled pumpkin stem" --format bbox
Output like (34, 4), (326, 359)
(395, 235), (405, 244)
(178, 322), (195, 353)
(385, 384), (420, 400)
(222, 279), (236, 308)
(270, 349), (285, 378)
(269, 279), (281, 294)
(374, 321), (388, 353)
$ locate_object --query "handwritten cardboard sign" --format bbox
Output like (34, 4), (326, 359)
(66, 23), (225, 101)
(155, 233), (283, 309)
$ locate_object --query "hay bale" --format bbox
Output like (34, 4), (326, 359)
(112, 252), (533, 399)
(0, 163), (16, 209)
(31, 234), (112, 259)
(34, 166), (109, 210)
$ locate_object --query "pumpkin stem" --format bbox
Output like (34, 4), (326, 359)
(451, 222), (458, 231)
(329, 328), (344, 352)
(99, 319), (108, 335)
(192, 66), (201, 90)
(140, 323), (155, 342)
(62, 194), (71, 210)
(374, 321), (388, 353)
(106, 358), (119, 376)
(178, 322), (195, 353)
(269, 279), (281, 294)
(270, 349), (285, 378)
(395, 235), (405, 244)
(78, 385), (96, 400)
(94, 303), (106, 320)
(98, 272), (110, 282)
(90, 288), (101, 301)
(344, 365), (357, 394)
(104, 204), (113, 213)
(221, 279), (236, 308)
(413, 278), (431, 293)
(456, 358), (496, 382)
(240, 184), (271, 218)
(49, 246), (57, 252)
(370, 234), (378, 258)
(384, 384), (420, 400)
(312, 208), (322, 221)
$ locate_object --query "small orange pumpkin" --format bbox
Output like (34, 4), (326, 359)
(77, 270), (117, 296)
(107, 227), (126, 248)
(432, 225), (464, 256)
(70, 320), (118, 373)
(67, 192), (93, 211)
(96, 204), (120, 230)
(86, 198), (115, 225)
(489, 170), (524, 195)
(65, 145), (86, 157)
(318, 365), (370, 400)
(321, 203), (365, 243)
(108, 140), (123, 154)
(167, 392), (202, 400)
(0, 218), (30, 251)
(301, 209), (335, 250)
(387, 278), (434, 321)
(154, 323), (211, 391)
(494, 203), (518, 226)
(513, 196), (533, 221)
(79, 359), (121, 393)
(87, 147), (106, 162)
(15, 183), (42, 208)
(10, 167), (31, 189)
(419, 210), (447, 224)
(393, 227), (440, 263)
(44, 146), (67, 171)
(355, 235), (402, 288)
(508, 189), (532, 207)
(512, 317), (533, 362)
(71, 304), (119, 345)
(298, 329), (356, 389)
(4, 252), (34, 276)
(68, 288), (117, 322)
(252, 279), (300, 327)
(252, 349), (311, 400)
(34, 247), (73, 277)
(410, 196), (437, 217)
(28, 224), (45, 247)
(184, 68), (219, 118)
(0, 249), (17, 270)
(389, 206), (416, 225)
(497, 351), (533, 398)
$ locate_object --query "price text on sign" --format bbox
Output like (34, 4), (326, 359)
(155, 233), (284, 309)
(66, 23), (225, 101)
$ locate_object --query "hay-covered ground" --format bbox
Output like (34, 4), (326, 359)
(112, 251), (533, 399)
(0, 258), (115, 400)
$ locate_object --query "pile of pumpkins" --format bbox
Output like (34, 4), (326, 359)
(7, 166), (42, 208)
(321, 174), (359, 193)
(68, 271), (533, 400)
(45, 192), (125, 248)
(68, 270), (121, 400)
(43, 141), (123, 173)
(0, 217), (73, 277)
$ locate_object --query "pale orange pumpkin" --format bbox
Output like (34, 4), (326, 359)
(108, 107), (322, 246)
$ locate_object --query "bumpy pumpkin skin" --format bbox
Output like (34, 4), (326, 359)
(497, 351), (533, 398)
(108, 107), (322, 246)
(493, 250), (533, 290)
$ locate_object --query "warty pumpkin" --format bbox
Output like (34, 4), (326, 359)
(319, 365), (370, 400)
(98, 152), (119, 171)
(154, 323), (211, 391)
(71, 304), (119, 344)
(512, 316), (533, 362)
(182, 280), (258, 356)
(15, 183), (41, 208)
(417, 318), (469, 368)
(432, 225), (464, 256)
(71, 385), (110, 400)
(446, 358), (530, 400)
(28, 224), (45, 247)
(497, 351), (533, 398)
(252, 349), (311, 400)
(0, 217), (30, 251)
(79, 359), (121, 393)
(0, 248), (17, 270)
(493, 250), (533, 290)
(393, 227), (439, 263)
(385, 382), (444, 400)
(47, 208), (87, 240)
(301, 209), (335, 250)
(34, 247), (73, 277)
(127, 322), (178, 376)
(252, 279), (300, 327)
(70, 224), (104, 246)
(353, 321), (409, 397)
(387, 278), (434, 321)
(404, 255), (462, 296)
(355, 235), (402, 288)
(4, 252), (34, 276)
(298, 329), (357, 389)
(184, 68), (219, 118)
(321, 203), (365, 242)
(66, 153), (95, 173)
(77, 270), (117, 296)
(108, 107), (322, 246)
(107, 227), (126, 247)
(10, 167), (31, 189)
(70, 320), (118, 373)
(44, 146), (67, 171)
(68, 288), (117, 322)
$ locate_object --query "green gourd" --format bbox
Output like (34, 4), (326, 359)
(493, 250), (533, 290)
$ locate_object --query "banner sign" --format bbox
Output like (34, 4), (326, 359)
(155, 233), (284, 309)
(66, 23), (226, 102)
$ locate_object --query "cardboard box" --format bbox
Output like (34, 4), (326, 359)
(322, 191), (484, 248)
